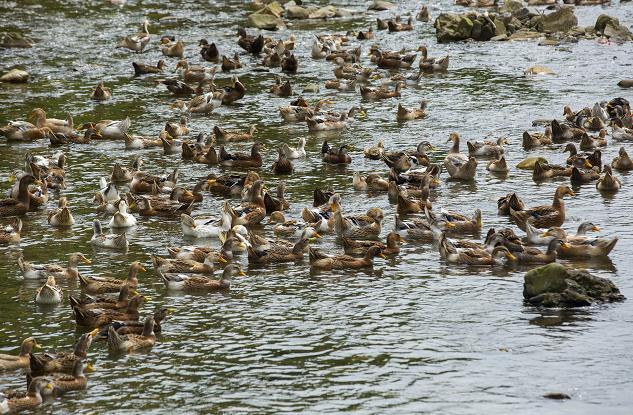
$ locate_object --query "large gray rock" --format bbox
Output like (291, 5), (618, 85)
(603, 21), (633, 42)
(471, 15), (496, 41)
(434, 13), (474, 43)
(524, 263), (625, 307)
(499, 0), (524, 14)
(248, 10), (286, 30)
(309, 6), (337, 19)
(0, 32), (32, 48)
(286, 5), (310, 19)
(537, 6), (577, 33)
(368, 0), (395, 11)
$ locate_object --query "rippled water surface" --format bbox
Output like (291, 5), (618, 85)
(1, 0), (633, 413)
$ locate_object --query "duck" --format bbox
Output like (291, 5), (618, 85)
(0, 218), (21, 244)
(160, 39), (184, 58)
(510, 185), (575, 231)
(324, 79), (356, 91)
(551, 119), (584, 142)
(341, 231), (403, 256)
(570, 166), (600, 185)
(281, 137), (306, 159)
(547, 232), (618, 259)
(199, 39), (220, 62)
(90, 81), (111, 101)
(72, 295), (145, 327)
(509, 239), (566, 265)
(419, 46), (449, 72)
(207, 171), (260, 196)
(487, 156), (509, 173)
(612, 120), (633, 141)
(309, 245), (385, 270)
(522, 127), (553, 149)
(353, 172), (389, 191)
(219, 76), (246, 105)
(79, 262), (144, 294)
(427, 207), (482, 234)
(28, 108), (74, 135)
(439, 234), (515, 265)
(167, 237), (241, 264)
(175, 59), (208, 83)
(270, 78), (292, 97)
(443, 133), (477, 180)
(108, 200), (136, 228)
(417, 6), (430, 21)
(221, 53), (242, 72)
(357, 26), (374, 40)
(612, 147), (633, 171)
(281, 54), (298, 74)
(322, 142), (352, 164)
(596, 165), (622, 192)
(124, 133), (162, 149)
(18, 252), (91, 280)
(42, 358), (91, 396)
(224, 184), (266, 226)
(268, 211), (321, 239)
(532, 159), (572, 181)
(29, 330), (98, 376)
(1, 378), (53, 413)
(467, 136), (507, 157)
(540, 222), (600, 245)
(35, 275), (63, 304)
(152, 255), (215, 274)
(360, 83), (403, 100)
(107, 315), (156, 354)
(397, 101), (428, 121)
(132, 59), (165, 76)
(92, 118), (131, 140)
(497, 193), (524, 215)
(214, 125), (257, 142)
(580, 130), (607, 150)
(0, 175), (38, 217)
(363, 140), (385, 160)
(388, 16), (414, 32)
(161, 79), (194, 97)
(237, 28), (264, 54)
(118, 20), (150, 52)
(98, 308), (172, 338)
(219, 142), (264, 168)
(272, 148), (293, 174)
(70, 285), (135, 311)
(0, 337), (40, 371)
(130, 168), (179, 194)
(247, 232), (311, 264)
(164, 116), (189, 138)
(0, 121), (52, 141)
(110, 156), (141, 183)
(160, 263), (245, 291)
(90, 219), (129, 250)
(137, 196), (194, 218)
(175, 91), (224, 114)
(47, 196), (74, 226)
(264, 182), (290, 214)
(332, 209), (382, 239)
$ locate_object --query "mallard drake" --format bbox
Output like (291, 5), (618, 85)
(160, 263), (245, 291)
(90, 220), (128, 250)
(397, 101), (428, 121)
(322, 142), (352, 164)
(580, 130), (607, 151)
(467, 136), (507, 158)
(118, 20), (150, 52)
(612, 147), (633, 171)
(497, 193), (524, 215)
(214, 125), (257, 142)
(1, 378), (53, 413)
(596, 165), (622, 192)
(551, 119), (584, 142)
(91, 81), (111, 101)
(0, 337), (40, 371)
(35, 276), (63, 304)
(28, 108), (74, 135)
(70, 285), (134, 311)
(225, 184), (266, 226)
(360, 83), (402, 100)
(309, 245), (385, 270)
(221, 53), (242, 72)
(439, 234), (515, 265)
(0, 175), (39, 217)
(247, 232), (311, 264)
(79, 262), (144, 295)
(199, 39), (219, 62)
(29, 330), (97, 377)
(570, 166), (600, 185)
(522, 127), (552, 149)
(532, 160), (572, 182)
(107, 315), (156, 354)
(444, 133), (477, 180)
(270, 78), (292, 97)
(132, 59), (165, 76)
(353, 172), (389, 191)
(487, 156), (509, 172)
(342, 231), (402, 256)
(152, 254), (215, 274)
(160, 39), (184, 58)
(271, 148), (293, 175)
(44, 358), (90, 396)
(281, 137), (306, 159)
(47, 196), (74, 227)
(388, 16), (413, 32)
(18, 252), (90, 280)
(73, 295), (145, 327)
(219, 142), (264, 168)
(0, 218), (21, 244)
(510, 185), (575, 231)
(419, 46), (449, 72)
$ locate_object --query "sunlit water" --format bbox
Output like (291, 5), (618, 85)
(1, 0), (633, 413)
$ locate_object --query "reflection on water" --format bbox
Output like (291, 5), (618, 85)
(1, 0), (633, 413)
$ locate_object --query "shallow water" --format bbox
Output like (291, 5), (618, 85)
(1, 0), (633, 413)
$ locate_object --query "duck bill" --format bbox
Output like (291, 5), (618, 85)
(218, 255), (228, 264)
(82, 257), (92, 265)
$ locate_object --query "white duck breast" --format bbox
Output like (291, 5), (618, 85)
(100, 118), (131, 140)
(180, 213), (231, 238)
(99, 177), (120, 202)
(35, 276), (63, 304)
(109, 200), (136, 228)
(282, 137), (307, 159)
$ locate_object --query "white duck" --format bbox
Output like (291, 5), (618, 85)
(35, 276), (63, 304)
(181, 213), (231, 238)
(90, 220), (128, 250)
(109, 200), (137, 228)
(281, 137), (307, 159)
(99, 118), (131, 140)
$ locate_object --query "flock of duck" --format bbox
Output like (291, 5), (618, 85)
(1, 3), (633, 413)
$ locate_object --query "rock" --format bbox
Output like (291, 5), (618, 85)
(538, 38), (561, 46)
(335, 8), (355, 17)
(0, 68), (29, 83)
(247, 12), (285, 30)
(368, 0), (394, 11)
(525, 65), (555, 75)
(499, 0), (523, 14)
(537, 7), (577, 34)
(0, 32), (32, 48)
(491, 34), (508, 41)
(604, 21), (633, 42)
(618, 80), (633, 88)
(309, 6), (336, 19)
(286, 5), (310, 19)
(494, 18), (507, 37)
(471, 15), (495, 41)
(516, 156), (547, 170)
(302, 83), (319, 93)
(509, 29), (543, 41)
(594, 14), (618, 33)
(256, 1), (284, 17)
(523, 263), (625, 307)
(543, 393), (571, 400)
(434, 13), (474, 43)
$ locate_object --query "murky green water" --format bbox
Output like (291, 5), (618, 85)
(1, 0), (633, 413)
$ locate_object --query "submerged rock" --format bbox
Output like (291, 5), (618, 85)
(516, 156), (548, 170)
(368, 1), (395, 11)
(435, 13), (474, 43)
(537, 7), (577, 34)
(309, 6), (337, 19)
(248, 4), (286, 30)
(525, 65), (555, 75)
(0, 68), (29, 83)
(0, 32), (32, 48)
(524, 263), (625, 307)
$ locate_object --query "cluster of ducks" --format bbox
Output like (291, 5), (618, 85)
(1, 4), (632, 412)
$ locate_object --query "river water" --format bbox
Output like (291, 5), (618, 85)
(1, 0), (632, 414)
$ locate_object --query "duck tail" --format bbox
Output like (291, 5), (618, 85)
(106, 325), (125, 353)
(69, 295), (82, 309)
(308, 246), (327, 262)
(466, 141), (476, 156)
(602, 237), (619, 255)
(17, 255), (28, 273)
(78, 274), (91, 290)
